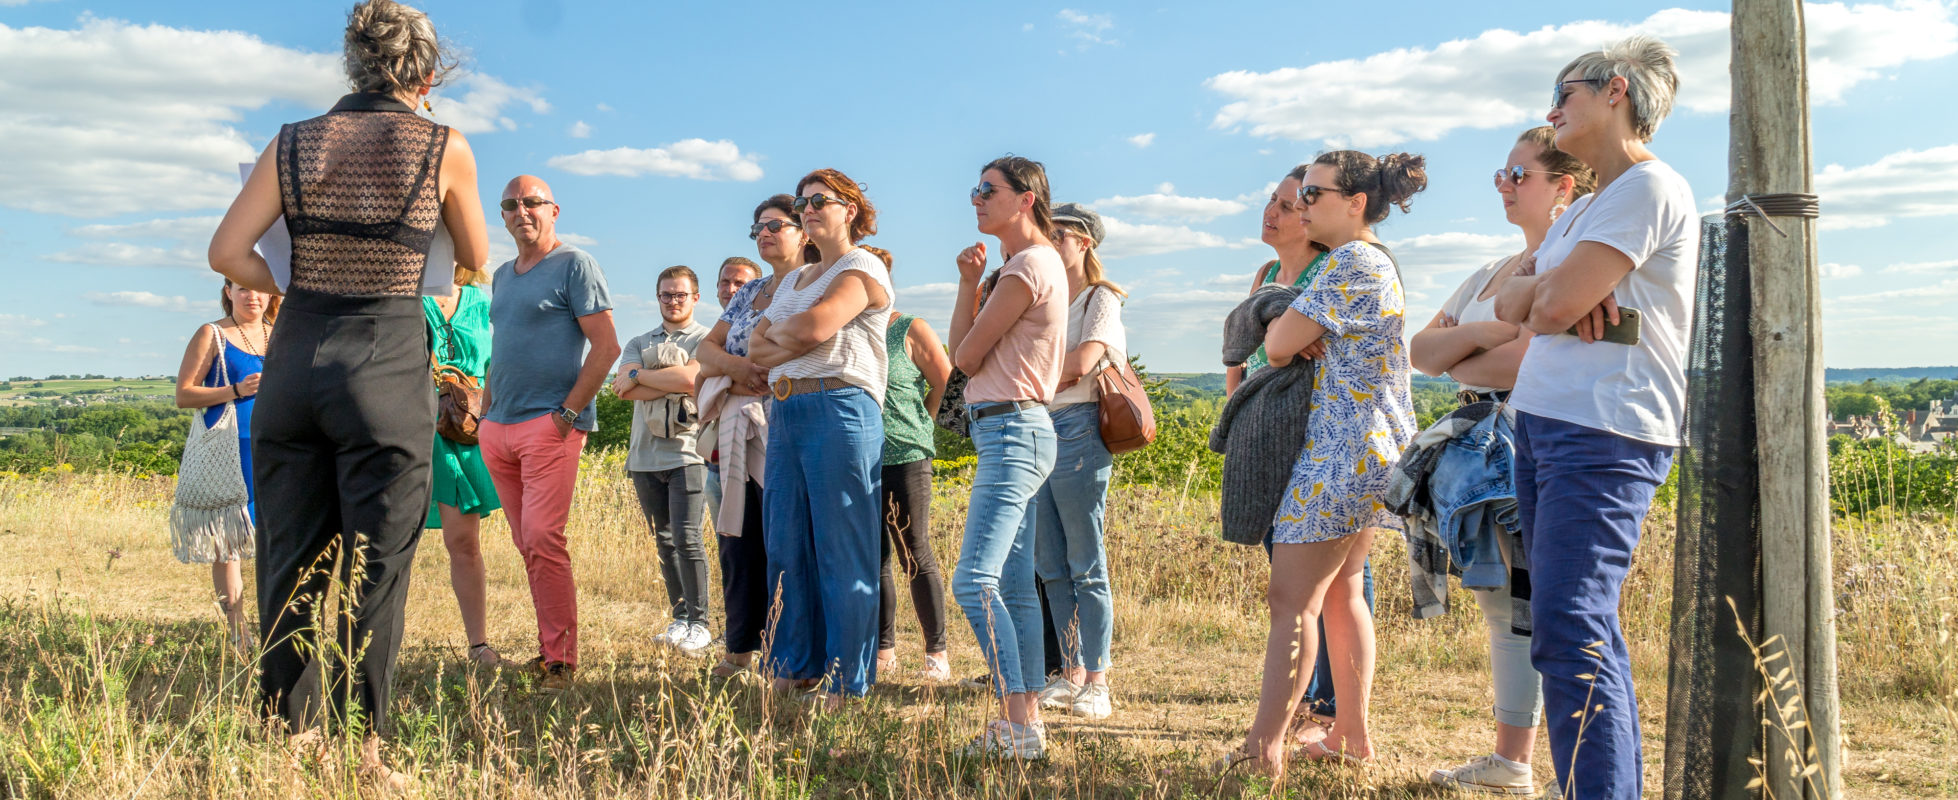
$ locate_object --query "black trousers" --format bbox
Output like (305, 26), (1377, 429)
(252, 288), (432, 738)
(877, 459), (947, 653)
(717, 479), (769, 654)
(631, 465), (709, 626)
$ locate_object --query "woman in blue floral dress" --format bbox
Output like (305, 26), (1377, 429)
(1233, 149), (1425, 775)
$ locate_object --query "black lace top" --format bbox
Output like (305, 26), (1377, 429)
(277, 93), (449, 297)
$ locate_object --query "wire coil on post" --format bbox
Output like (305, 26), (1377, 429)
(1722, 192), (1820, 237)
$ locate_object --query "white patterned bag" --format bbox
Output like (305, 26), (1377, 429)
(168, 324), (255, 563)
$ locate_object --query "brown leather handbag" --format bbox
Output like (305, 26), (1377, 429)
(1093, 352), (1156, 455)
(431, 350), (482, 445)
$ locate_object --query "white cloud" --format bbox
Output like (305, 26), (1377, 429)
(22, 337), (102, 355)
(0, 19), (544, 218)
(1097, 216), (1237, 259)
(1092, 184), (1249, 223)
(558, 232), (599, 247)
(0, 314), (48, 331)
(1205, 2), (1958, 147)
(1815, 144), (1958, 230)
(1819, 262), (1865, 279)
(1206, 272), (1256, 288)
(427, 73), (549, 135)
(1127, 132), (1156, 148)
(898, 282), (960, 299)
(568, 120), (592, 138)
(1881, 258), (1958, 274)
(1385, 231), (1525, 280)
(547, 139), (765, 182)
(84, 290), (214, 314)
(596, 102), (614, 112)
(1057, 9), (1116, 48)
(46, 215), (223, 268)
(1833, 277), (1958, 304)
(48, 242), (204, 269)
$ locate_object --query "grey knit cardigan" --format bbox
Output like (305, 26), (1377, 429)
(1209, 284), (1316, 545)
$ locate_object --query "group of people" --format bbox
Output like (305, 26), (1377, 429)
(174, 1), (1697, 797)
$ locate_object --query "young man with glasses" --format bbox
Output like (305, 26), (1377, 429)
(481, 175), (621, 693)
(614, 265), (713, 654)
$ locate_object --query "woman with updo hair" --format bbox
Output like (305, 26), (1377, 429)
(1231, 149), (1425, 774)
(747, 168), (894, 708)
(1494, 35), (1697, 798)
(207, 0), (489, 785)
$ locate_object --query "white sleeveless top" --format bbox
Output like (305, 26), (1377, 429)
(1438, 255), (1511, 395)
(763, 247), (895, 404)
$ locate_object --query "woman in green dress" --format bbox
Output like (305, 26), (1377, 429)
(425, 266), (505, 666)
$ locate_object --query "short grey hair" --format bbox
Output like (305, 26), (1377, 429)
(344, 0), (454, 96)
(1558, 34), (1679, 142)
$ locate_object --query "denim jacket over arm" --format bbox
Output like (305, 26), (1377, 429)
(1386, 401), (1531, 635)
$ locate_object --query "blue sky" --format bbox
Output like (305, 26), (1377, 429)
(3, 0), (1955, 378)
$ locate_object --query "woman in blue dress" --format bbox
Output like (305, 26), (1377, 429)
(173, 278), (277, 650)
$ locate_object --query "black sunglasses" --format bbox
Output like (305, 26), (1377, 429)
(499, 196), (555, 212)
(971, 180), (1018, 201)
(1494, 165), (1564, 187)
(1552, 78), (1606, 109)
(1296, 184), (1349, 205)
(792, 194), (849, 213)
(748, 219), (802, 239)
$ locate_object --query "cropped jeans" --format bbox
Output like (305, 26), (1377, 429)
(952, 402), (1056, 698)
(763, 386), (883, 697)
(1034, 402), (1115, 673)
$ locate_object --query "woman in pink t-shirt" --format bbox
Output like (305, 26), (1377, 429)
(946, 155), (1069, 760)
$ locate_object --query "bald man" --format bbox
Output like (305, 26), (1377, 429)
(479, 175), (621, 691)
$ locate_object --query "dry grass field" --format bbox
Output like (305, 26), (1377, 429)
(0, 453), (1952, 798)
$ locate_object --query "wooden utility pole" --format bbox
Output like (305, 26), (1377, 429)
(1730, 0), (1842, 798)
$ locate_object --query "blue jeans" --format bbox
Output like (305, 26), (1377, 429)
(952, 403), (1056, 698)
(1035, 403), (1115, 673)
(763, 387), (883, 697)
(1265, 531), (1375, 718)
(1515, 412), (1672, 799)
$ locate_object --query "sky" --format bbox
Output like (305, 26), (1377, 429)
(2, 0), (1955, 379)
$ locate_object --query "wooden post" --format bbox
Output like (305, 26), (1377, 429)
(1730, 1), (1842, 798)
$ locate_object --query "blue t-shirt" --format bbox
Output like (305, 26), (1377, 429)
(486, 244), (613, 430)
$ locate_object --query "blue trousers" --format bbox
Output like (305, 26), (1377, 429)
(1264, 531), (1375, 718)
(1034, 403), (1116, 673)
(763, 387), (883, 697)
(953, 403), (1056, 698)
(1515, 412), (1672, 799)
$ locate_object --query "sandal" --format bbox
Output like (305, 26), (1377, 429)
(1290, 714), (1332, 746)
(1213, 745), (1280, 778)
(466, 643), (511, 668)
(1299, 739), (1370, 768)
(710, 658), (749, 679)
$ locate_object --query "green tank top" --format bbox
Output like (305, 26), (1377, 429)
(881, 314), (935, 466)
(1242, 253), (1329, 376)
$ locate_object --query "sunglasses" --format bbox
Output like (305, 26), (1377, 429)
(1296, 184), (1348, 205)
(1552, 78), (1607, 109)
(748, 219), (802, 239)
(791, 194), (849, 214)
(971, 180), (1018, 201)
(1494, 165), (1564, 187)
(499, 196), (554, 212)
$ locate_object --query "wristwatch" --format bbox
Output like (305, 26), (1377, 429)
(555, 406), (579, 425)
(627, 367), (640, 382)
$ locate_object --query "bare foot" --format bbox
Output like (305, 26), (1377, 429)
(361, 735), (416, 792)
(1290, 713), (1332, 746)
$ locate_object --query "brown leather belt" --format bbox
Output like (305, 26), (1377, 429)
(771, 376), (852, 401)
(970, 400), (1042, 420)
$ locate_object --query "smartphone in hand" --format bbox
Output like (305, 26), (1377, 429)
(1565, 306), (1642, 346)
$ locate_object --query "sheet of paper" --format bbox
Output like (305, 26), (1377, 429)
(240, 162), (462, 297)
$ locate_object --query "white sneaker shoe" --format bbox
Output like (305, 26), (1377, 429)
(917, 653), (952, 683)
(959, 719), (1045, 760)
(676, 623), (713, 656)
(1069, 683), (1112, 720)
(1037, 675), (1081, 710)
(655, 620), (688, 647)
(1427, 753), (1537, 796)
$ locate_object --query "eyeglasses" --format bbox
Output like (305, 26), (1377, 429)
(971, 181), (1017, 201)
(1494, 165), (1564, 187)
(657, 292), (694, 303)
(792, 194), (849, 213)
(1296, 184), (1349, 205)
(1552, 78), (1607, 109)
(748, 219), (802, 239)
(499, 196), (555, 212)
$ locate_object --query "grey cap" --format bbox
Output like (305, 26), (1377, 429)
(1051, 202), (1105, 247)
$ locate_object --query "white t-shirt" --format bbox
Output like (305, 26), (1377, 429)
(763, 248), (895, 405)
(1509, 160), (1700, 447)
(1438, 255), (1513, 395)
(1050, 285), (1128, 407)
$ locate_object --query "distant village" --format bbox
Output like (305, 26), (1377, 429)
(1831, 393), (1958, 454)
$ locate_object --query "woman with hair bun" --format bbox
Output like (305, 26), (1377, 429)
(1494, 36), (1697, 798)
(206, 0), (489, 785)
(1233, 149), (1425, 774)
(748, 169), (894, 708)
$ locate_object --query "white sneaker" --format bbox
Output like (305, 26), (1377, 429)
(1037, 675), (1081, 710)
(655, 620), (688, 647)
(1428, 753), (1537, 796)
(917, 653), (952, 683)
(675, 623), (713, 656)
(1070, 683), (1112, 720)
(959, 719), (1045, 760)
